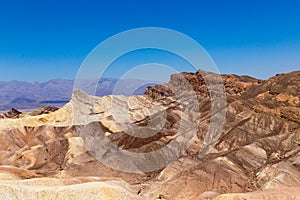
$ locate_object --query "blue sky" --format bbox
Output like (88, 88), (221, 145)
(0, 0), (299, 81)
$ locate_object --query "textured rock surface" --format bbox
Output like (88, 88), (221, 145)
(29, 105), (59, 116)
(0, 70), (299, 199)
(0, 108), (23, 119)
(0, 177), (142, 200)
(213, 187), (300, 200)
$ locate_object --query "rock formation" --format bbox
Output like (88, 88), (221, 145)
(0, 70), (299, 199)
(0, 108), (23, 119)
(29, 105), (59, 116)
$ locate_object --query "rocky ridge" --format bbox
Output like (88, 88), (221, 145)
(0, 70), (299, 199)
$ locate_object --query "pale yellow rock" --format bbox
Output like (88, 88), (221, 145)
(65, 137), (87, 164)
(0, 173), (20, 181)
(0, 178), (143, 200)
(213, 187), (300, 200)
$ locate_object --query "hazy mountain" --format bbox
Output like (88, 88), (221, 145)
(0, 78), (157, 111)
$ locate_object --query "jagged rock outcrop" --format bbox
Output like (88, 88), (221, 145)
(0, 108), (23, 119)
(29, 105), (59, 116)
(0, 70), (299, 199)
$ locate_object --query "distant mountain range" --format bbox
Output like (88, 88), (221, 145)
(0, 78), (157, 111)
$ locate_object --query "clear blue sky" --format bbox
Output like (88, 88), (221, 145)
(0, 0), (299, 81)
